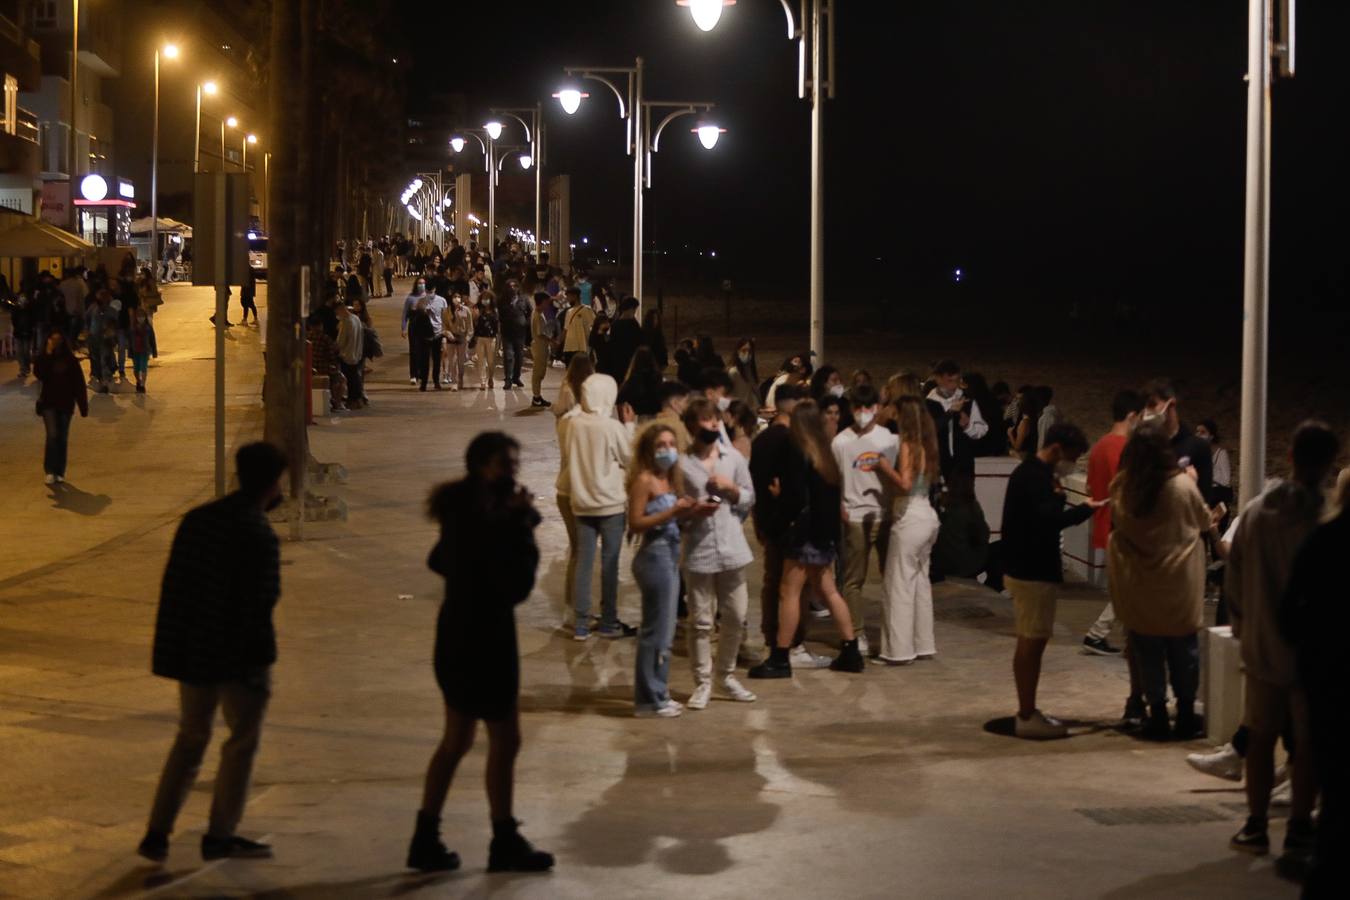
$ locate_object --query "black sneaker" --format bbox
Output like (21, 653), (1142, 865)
(137, 829), (169, 863)
(487, 821), (553, 873)
(1230, 818), (1270, 855)
(748, 658), (792, 679)
(829, 639), (866, 673)
(1172, 710), (1205, 741)
(1120, 696), (1146, 727)
(1276, 820), (1315, 881)
(1082, 636), (1122, 656)
(1140, 704), (1172, 741)
(201, 834), (273, 860)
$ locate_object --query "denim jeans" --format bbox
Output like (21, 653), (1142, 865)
(502, 336), (526, 384)
(573, 512), (625, 628)
(633, 535), (680, 709)
(42, 408), (72, 477)
(1129, 631), (1199, 706)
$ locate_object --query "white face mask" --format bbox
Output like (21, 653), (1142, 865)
(715, 396), (731, 412)
(737, 351), (751, 364)
(828, 384), (846, 398)
(856, 409), (875, 429)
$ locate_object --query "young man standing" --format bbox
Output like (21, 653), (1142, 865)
(499, 280), (532, 390)
(336, 303), (366, 408)
(1142, 379), (1214, 503)
(927, 359), (987, 479)
(138, 443), (288, 863)
(831, 383), (899, 658)
(529, 292), (556, 407)
(1002, 423), (1104, 739)
(1226, 422), (1339, 870)
(1081, 389), (1143, 658)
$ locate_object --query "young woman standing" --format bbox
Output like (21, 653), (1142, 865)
(749, 400), (865, 678)
(875, 396), (942, 664)
(34, 331), (88, 484)
(472, 291), (500, 390)
(629, 425), (697, 717)
(407, 433), (554, 874)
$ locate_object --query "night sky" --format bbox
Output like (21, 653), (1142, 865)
(408, 1), (1347, 314)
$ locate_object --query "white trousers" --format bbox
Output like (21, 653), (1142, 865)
(880, 497), (940, 662)
(685, 568), (748, 686)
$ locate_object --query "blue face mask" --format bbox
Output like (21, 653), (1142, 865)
(654, 447), (679, 471)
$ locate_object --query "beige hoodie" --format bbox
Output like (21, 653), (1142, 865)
(565, 375), (630, 516)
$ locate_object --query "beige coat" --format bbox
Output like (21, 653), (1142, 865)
(1108, 473), (1211, 637)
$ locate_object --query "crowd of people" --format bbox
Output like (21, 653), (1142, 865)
(3, 255), (166, 484)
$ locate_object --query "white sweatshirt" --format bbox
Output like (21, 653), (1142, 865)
(565, 375), (630, 516)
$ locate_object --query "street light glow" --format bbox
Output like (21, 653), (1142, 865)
(443, 194), (452, 208)
(202, 81), (218, 95)
(679, 0), (735, 32)
(450, 136), (465, 153)
(519, 154), (532, 170)
(555, 89), (585, 115)
(162, 43), (180, 59)
(695, 124), (726, 149)
(246, 133), (257, 144)
(484, 120), (503, 140)
(226, 116), (238, 128)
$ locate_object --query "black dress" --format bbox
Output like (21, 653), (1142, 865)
(430, 478), (541, 721)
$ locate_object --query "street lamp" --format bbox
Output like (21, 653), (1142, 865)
(151, 42), (180, 282)
(552, 86), (590, 115)
(450, 136), (465, 153)
(490, 105), (544, 265)
(683, 0), (834, 361)
(484, 120), (503, 140)
(694, 123), (726, 150)
(194, 80), (218, 173)
(678, 0), (736, 32)
(221, 115), (237, 169)
(244, 132), (257, 171)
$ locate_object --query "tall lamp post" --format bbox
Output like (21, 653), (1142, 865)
(222, 115), (238, 168)
(151, 42), (180, 282)
(1238, 0), (1294, 507)
(557, 60), (722, 306)
(681, 0), (834, 361)
(490, 104), (544, 264)
(194, 80), (218, 172)
(451, 128), (493, 250)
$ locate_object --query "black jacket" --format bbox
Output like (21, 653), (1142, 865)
(778, 442), (842, 552)
(750, 423), (794, 541)
(603, 318), (643, 380)
(152, 493), (281, 683)
(1000, 456), (1093, 583)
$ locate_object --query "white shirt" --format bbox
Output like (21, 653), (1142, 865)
(1212, 446), (1232, 489)
(422, 293), (448, 334)
(927, 387), (988, 452)
(832, 425), (900, 516)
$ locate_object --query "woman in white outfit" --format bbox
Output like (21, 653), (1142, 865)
(875, 396), (942, 664)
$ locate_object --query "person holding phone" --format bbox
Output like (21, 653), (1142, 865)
(676, 398), (758, 710)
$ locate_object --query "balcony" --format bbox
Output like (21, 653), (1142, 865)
(1, 13), (43, 91)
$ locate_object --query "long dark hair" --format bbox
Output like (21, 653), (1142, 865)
(1114, 424), (1179, 518)
(623, 346), (662, 385)
(732, 337), (758, 385)
(789, 400), (841, 486)
(564, 353), (594, 400)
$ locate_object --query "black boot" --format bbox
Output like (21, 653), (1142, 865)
(407, 811), (461, 872)
(487, 818), (554, 873)
(748, 646), (792, 679)
(1140, 702), (1171, 741)
(830, 638), (866, 673)
(1172, 701), (1205, 740)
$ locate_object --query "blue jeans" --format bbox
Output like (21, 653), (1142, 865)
(42, 408), (72, 477)
(1129, 631), (1199, 706)
(502, 336), (525, 384)
(574, 512), (625, 628)
(633, 535), (680, 709)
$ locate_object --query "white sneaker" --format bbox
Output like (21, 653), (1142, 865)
(1014, 710), (1068, 740)
(1269, 779), (1291, 807)
(44, 474), (56, 485)
(1273, 762), (1289, 788)
(1185, 744), (1243, 782)
(409, 377), (418, 385)
(856, 633), (871, 658)
(686, 683), (712, 710)
(715, 675), (757, 703)
(788, 645), (832, 669)
(54, 475), (63, 483)
(635, 701), (683, 719)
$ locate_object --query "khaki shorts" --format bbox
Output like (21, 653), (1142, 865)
(1005, 575), (1058, 639)
(1243, 675), (1299, 737)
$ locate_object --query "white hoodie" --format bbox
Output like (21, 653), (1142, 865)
(566, 375), (630, 516)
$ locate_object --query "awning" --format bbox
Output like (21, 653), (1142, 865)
(130, 216), (193, 237)
(0, 216), (96, 257)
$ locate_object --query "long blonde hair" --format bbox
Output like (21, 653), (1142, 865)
(628, 424), (684, 495)
(884, 371), (923, 405)
(895, 396), (939, 482)
(789, 400), (841, 486)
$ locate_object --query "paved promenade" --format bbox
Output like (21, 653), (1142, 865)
(0, 281), (1296, 898)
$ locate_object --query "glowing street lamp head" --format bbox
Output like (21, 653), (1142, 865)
(202, 80), (218, 95)
(678, 0), (736, 32)
(450, 136), (465, 153)
(519, 154), (532, 170)
(484, 120), (503, 140)
(225, 116), (238, 128)
(246, 133), (258, 144)
(694, 123), (727, 150)
(162, 43), (180, 59)
(553, 88), (589, 115)
(443, 194), (453, 208)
